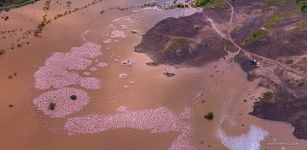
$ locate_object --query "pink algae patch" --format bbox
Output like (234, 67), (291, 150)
(33, 87), (90, 118)
(70, 42), (102, 59)
(32, 42), (197, 149)
(64, 107), (196, 150)
(34, 42), (102, 90)
(34, 66), (81, 90)
(44, 52), (92, 71)
(33, 42), (104, 118)
(78, 77), (101, 90)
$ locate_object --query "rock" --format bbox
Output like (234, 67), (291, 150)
(130, 30), (138, 34)
(118, 73), (128, 79)
(120, 59), (135, 66)
(163, 70), (176, 77)
(96, 62), (108, 68)
(122, 85), (129, 88)
(135, 12), (227, 66)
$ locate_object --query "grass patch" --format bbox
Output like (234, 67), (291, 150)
(296, 0), (307, 13)
(296, 79), (305, 86)
(204, 112), (214, 120)
(194, 0), (224, 8)
(195, 0), (213, 7)
(242, 29), (269, 45)
(265, 13), (291, 28)
(261, 92), (273, 102)
(295, 21), (307, 32)
(165, 38), (189, 54)
(302, 5), (307, 12)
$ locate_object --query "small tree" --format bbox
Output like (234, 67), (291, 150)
(48, 102), (56, 110)
(301, 5), (307, 13)
(204, 112), (214, 120)
(70, 95), (77, 100)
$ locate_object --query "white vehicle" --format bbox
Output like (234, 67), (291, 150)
(256, 62), (260, 67)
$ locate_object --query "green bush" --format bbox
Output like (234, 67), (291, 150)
(204, 112), (214, 120)
(243, 29), (269, 45)
(301, 5), (307, 13)
(296, 0), (307, 13)
(195, 0), (214, 7)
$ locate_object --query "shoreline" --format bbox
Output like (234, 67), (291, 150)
(0, 0), (39, 12)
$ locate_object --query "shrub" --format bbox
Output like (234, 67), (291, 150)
(301, 5), (307, 13)
(195, 0), (213, 7)
(48, 102), (56, 110)
(70, 95), (77, 100)
(261, 92), (273, 101)
(204, 112), (214, 120)
(243, 29), (269, 45)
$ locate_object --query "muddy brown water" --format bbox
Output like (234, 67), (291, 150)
(0, 0), (307, 150)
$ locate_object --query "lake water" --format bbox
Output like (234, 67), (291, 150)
(0, 0), (306, 149)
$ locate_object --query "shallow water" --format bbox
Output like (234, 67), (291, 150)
(1, 0), (307, 150)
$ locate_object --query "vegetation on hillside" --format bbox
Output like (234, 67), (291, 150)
(242, 29), (269, 45)
(194, 0), (223, 7)
(165, 38), (189, 54)
(260, 92), (273, 102)
(265, 12), (291, 28)
(296, 0), (307, 13)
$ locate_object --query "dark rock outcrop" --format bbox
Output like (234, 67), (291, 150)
(250, 87), (307, 139)
(135, 12), (228, 66)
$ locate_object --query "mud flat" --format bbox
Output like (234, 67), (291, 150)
(2, 0), (307, 149)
